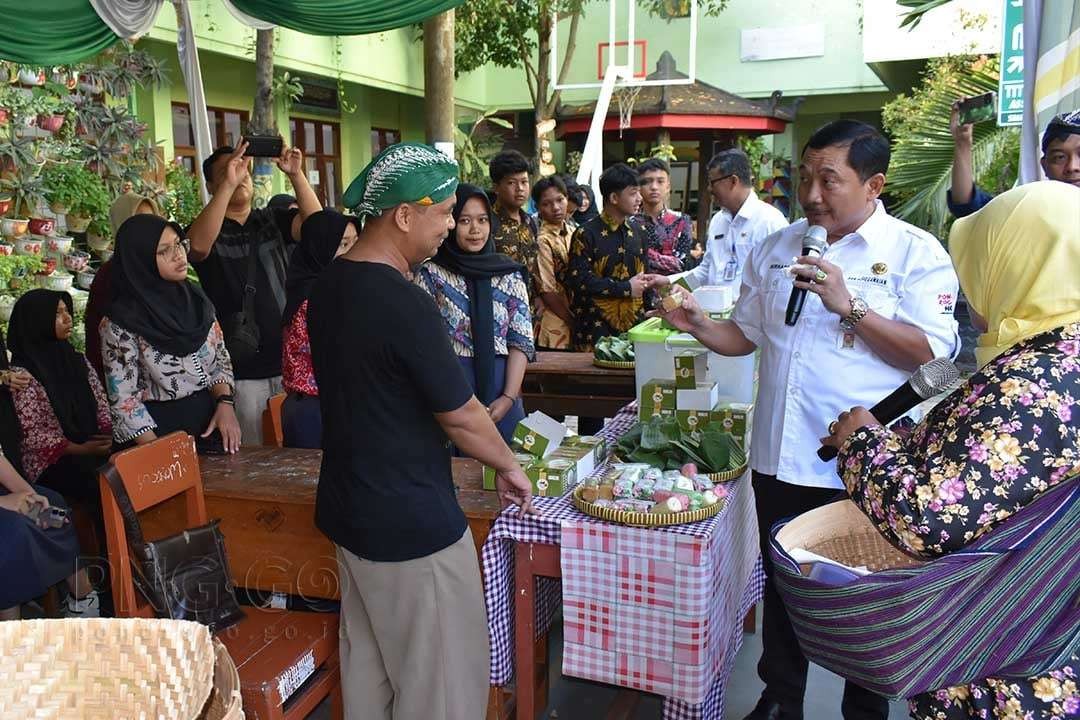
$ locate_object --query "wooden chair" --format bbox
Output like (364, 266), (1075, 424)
(98, 432), (342, 720)
(263, 393), (286, 447)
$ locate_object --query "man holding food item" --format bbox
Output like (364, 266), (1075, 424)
(647, 121), (959, 720)
(307, 143), (535, 720)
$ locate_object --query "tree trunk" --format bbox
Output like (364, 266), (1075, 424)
(424, 10), (456, 156)
(251, 28), (276, 208)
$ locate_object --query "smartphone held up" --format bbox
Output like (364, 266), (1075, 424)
(242, 134), (285, 158)
(957, 92), (996, 126)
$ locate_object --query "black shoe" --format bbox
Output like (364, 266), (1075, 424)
(741, 698), (804, 720)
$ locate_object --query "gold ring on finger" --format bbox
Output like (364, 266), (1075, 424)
(814, 269), (828, 283)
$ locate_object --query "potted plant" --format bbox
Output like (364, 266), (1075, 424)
(16, 66), (45, 87)
(2, 167), (48, 224)
(0, 134), (36, 181)
(42, 162), (109, 232)
(30, 94), (69, 133)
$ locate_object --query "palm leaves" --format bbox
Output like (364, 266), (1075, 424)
(884, 56), (1019, 239)
(896, 0), (955, 29)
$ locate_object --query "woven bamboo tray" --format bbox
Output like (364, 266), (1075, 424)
(0, 618), (241, 720)
(592, 358), (635, 369)
(573, 485), (725, 527)
(610, 455), (748, 484)
(775, 500), (926, 573)
(705, 462), (747, 482)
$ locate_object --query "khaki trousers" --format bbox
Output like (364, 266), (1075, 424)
(234, 376), (283, 446)
(336, 530), (490, 720)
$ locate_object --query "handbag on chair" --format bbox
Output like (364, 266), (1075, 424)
(101, 465), (245, 631)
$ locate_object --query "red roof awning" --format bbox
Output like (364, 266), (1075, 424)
(558, 113), (788, 136)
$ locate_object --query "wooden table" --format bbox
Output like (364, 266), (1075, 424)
(139, 447), (537, 720)
(522, 351), (635, 418)
(140, 448), (503, 600)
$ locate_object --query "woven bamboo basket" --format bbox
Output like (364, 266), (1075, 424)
(775, 500), (926, 573)
(199, 639), (243, 720)
(573, 485), (725, 527)
(592, 358), (635, 369)
(0, 618), (242, 720)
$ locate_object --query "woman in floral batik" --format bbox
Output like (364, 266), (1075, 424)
(823, 182), (1080, 720)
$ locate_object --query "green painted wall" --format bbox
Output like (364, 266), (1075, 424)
(131, 0), (920, 191)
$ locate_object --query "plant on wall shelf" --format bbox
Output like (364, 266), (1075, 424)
(41, 162), (110, 222)
(2, 166), (48, 218)
(0, 255), (44, 290)
(163, 161), (201, 227)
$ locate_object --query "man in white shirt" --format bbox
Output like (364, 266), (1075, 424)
(646, 120), (960, 720)
(679, 148), (788, 301)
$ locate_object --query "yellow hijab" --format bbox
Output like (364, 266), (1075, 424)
(108, 192), (161, 237)
(949, 181), (1080, 368)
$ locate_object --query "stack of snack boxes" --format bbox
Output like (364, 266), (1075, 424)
(482, 412), (608, 497)
(643, 351), (753, 449)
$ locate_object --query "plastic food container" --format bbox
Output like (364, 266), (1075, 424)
(627, 317), (756, 407)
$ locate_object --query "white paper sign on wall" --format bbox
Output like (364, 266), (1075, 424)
(740, 24), (826, 62)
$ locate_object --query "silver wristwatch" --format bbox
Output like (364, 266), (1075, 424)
(841, 296), (869, 331)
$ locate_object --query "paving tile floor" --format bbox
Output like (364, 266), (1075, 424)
(311, 605), (909, 719)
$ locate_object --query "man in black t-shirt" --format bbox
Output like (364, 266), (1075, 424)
(308, 143), (534, 720)
(187, 141), (321, 445)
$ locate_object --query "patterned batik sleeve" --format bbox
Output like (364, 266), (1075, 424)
(673, 215), (694, 270)
(536, 230), (560, 294)
(205, 321), (235, 389)
(100, 319), (156, 442)
(504, 270), (536, 360)
(84, 356), (113, 436)
(11, 375), (68, 483)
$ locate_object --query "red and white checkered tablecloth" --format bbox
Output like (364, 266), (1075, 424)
(481, 403), (765, 720)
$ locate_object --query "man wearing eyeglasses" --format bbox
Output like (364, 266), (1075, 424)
(666, 149), (788, 303)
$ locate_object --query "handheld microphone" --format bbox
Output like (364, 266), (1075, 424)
(785, 225), (829, 326)
(817, 357), (960, 462)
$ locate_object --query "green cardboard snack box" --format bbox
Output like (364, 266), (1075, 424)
(640, 378), (676, 420)
(484, 452), (536, 491)
(565, 435), (607, 466)
(713, 403), (753, 448)
(674, 351), (708, 389)
(532, 458), (577, 497)
(676, 409), (710, 439)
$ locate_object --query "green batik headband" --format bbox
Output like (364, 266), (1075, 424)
(342, 142), (460, 220)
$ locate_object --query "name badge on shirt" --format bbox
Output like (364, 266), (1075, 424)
(838, 331), (856, 350)
(723, 256), (738, 282)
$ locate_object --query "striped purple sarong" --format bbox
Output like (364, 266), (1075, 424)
(769, 478), (1079, 700)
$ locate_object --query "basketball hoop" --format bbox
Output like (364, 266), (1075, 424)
(616, 84), (642, 137)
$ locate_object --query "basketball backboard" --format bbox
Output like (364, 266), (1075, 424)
(551, 0), (699, 92)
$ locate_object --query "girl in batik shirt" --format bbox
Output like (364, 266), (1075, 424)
(822, 182), (1080, 720)
(415, 184), (535, 444)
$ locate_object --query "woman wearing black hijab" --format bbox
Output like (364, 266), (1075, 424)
(101, 215), (241, 453)
(573, 183), (600, 226)
(414, 183), (535, 444)
(8, 290), (112, 500)
(280, 209), (359, 448)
